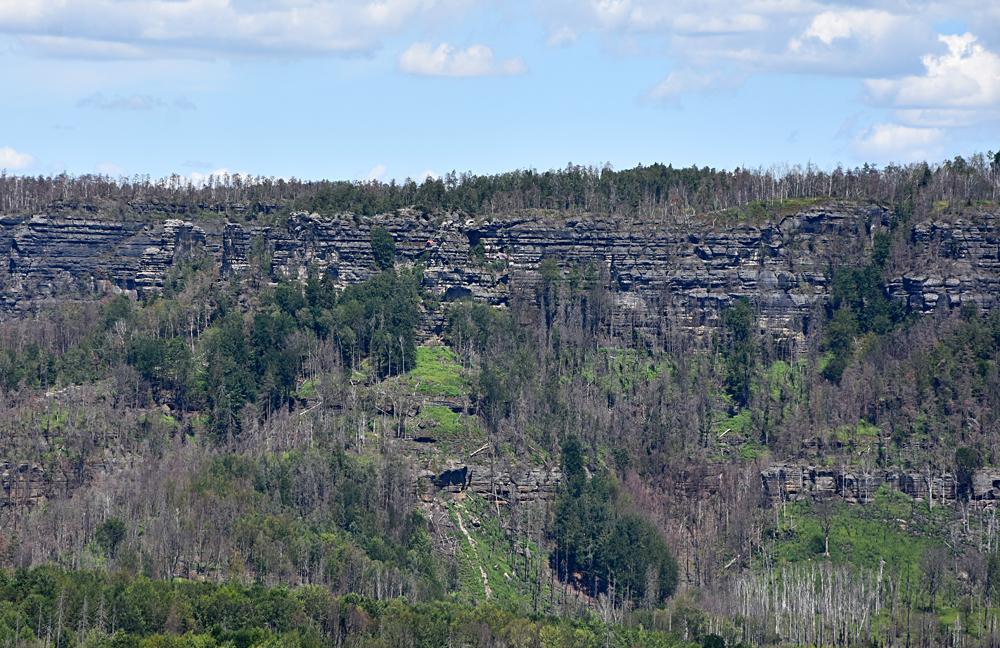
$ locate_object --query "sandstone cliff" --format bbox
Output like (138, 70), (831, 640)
(5, 203), (997, 350)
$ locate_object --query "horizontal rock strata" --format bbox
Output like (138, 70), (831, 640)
(421, 464), (562, 505)
(761, 463), (1000, 505)
(2, 204), (999, 350)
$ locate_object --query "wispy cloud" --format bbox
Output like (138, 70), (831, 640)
(546, 26), (578, 47)
(366, 164), (388, 181)
(399, 42), (526, 77)
(18, 35), (149, 60)
(0, 0), (473, 60)
(648, 68), (742, 103)
(853, 123), (944, 162)
(0, 146), (34, 170)
(77, 93), (197, 111)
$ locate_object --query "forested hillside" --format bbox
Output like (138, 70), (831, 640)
(3, 158), (1000, 647)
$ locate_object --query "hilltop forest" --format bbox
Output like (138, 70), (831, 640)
(2, 156), (1000, 647)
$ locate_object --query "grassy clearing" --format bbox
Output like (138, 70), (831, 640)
(421, 404), (463, 435)
(711, 409), (765, 462)
(738, 442), (765, 461)
(447, 493), (551, 613)
(413, 405), (485, 455)
(417, 404), (481, 441)
(408, 345), (470, 398)
(714, 408), (752, 436)
(772, 486), (944, 581)
(294, 377), (319, 400)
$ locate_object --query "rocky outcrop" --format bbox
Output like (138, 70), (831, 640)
(888, 213), (1000, 313)
(432, 466), (471, 490)
(4, 203), (1000, 348)
(428, 458), (1000, 509)
(1, 215), (211, 310)
(227, 207), (880, 348)
(0, 461), (52, 509)
(422, 463), (561, 504)
(761, 463), (1000, 505)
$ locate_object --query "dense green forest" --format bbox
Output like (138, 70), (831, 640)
(3, 164), (1000, 647)
(0, 568), (702, 648)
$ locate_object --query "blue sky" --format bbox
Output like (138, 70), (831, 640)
(1, 1), (999, 181)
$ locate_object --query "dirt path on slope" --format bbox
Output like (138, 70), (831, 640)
(455, 509), (492, 599)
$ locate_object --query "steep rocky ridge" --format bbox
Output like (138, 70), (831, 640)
(1, 215), (211, 311)
(8, 202), (997, 349)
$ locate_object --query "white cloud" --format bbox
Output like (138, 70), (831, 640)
(0, 146), (34, 170)
(0, 0), (469, 59)
(792, 10), (903, 48)
(648, 68), (741, 102)
(860, 32), (1000, 144)
(672, 13), (766, 36)
(867, 33), (1000, 109)
(589, 0), (766, 34)
(366, 164), (388, 181)
(782, 8), (929, 76)
(893, 108), (1000, 128)
(532, 0), (942, 99)
(546, 26), (578, 47)
(18, 35), (149, 59)
(853, 123), (944, 162)
(590, 0), (632, 29)
(399, 42), (525, 77)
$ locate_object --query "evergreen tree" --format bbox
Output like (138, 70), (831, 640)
(370, 226), (396, 270)
(722, 299), (757, 408)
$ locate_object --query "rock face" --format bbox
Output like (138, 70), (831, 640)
(423, 464), (561, 504)
(0, 461), (52, 509)
(432, 466), (471, 490)
(3, 203), (1000, 349)
(888, 213), (1000, 313)
(760, 463), (1000, 505)
(219, 207), (880, 348)
(1, 215), (210, 311)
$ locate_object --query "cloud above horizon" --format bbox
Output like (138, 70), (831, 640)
(0, 146), (34, 170)
(854, 32), (1000, 158)
(867, 34), (1000, 112)
(853, 123), (945, 161)
(398, 42), (525, 76)
(0, 0), (472, 59)
(1, 0), (999, 174)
